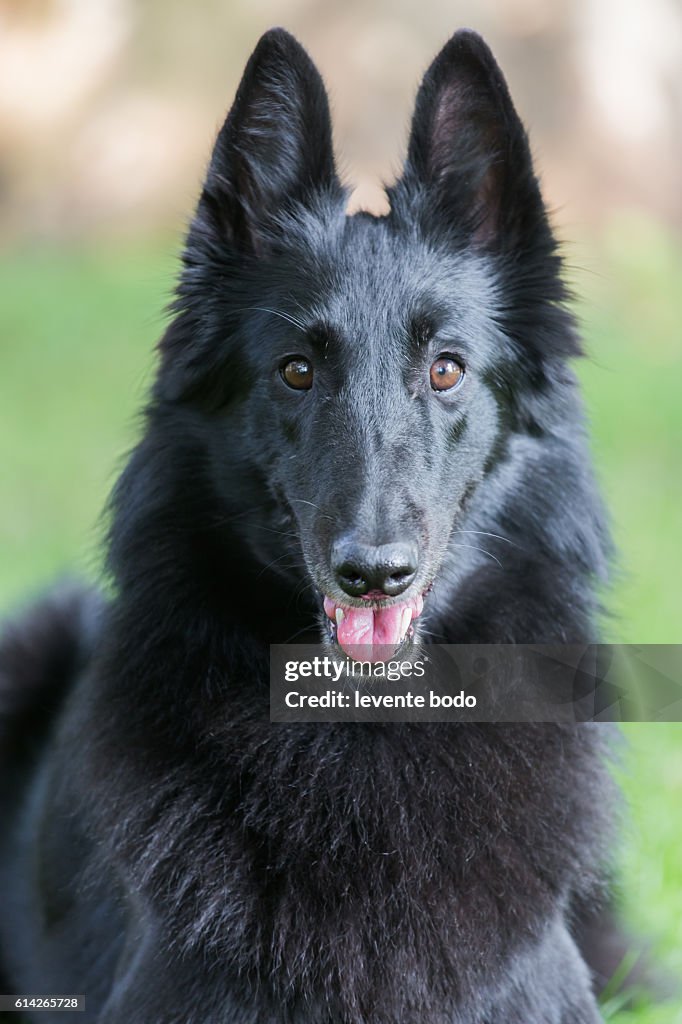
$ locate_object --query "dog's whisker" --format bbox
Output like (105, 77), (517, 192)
(254, 554), (302, 581)
(209, 505), (285, 527)
(242, 306), (308, 332)
(450, 542), (504, 569)
(289, 576), (318, 610)
(210, 518), (299, 542)
(288, 498), (336, 523)
(249, 526), (300, 540)
(452, 529), (519, 548)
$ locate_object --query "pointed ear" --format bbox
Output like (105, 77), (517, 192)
(196, 28), (340, 255)
(396, 30), (547, 249)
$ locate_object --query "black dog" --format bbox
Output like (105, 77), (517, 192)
(0, 28), (617, 1023)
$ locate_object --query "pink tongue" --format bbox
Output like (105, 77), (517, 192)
(336, 605), (407, 662)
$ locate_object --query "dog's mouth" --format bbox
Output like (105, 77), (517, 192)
(322, 592), (425, 663)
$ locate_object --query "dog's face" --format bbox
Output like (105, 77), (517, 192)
(207, 227), (506, 660)
(157, 30), (575, 659)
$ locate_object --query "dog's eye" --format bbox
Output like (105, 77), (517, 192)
(281, 357), (314, 391)
(430, 354), (464, 393)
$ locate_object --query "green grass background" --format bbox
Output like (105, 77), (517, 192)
(0, 220), (680, 1020)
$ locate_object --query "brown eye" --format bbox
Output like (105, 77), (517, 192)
(429, 354), (464, 393)
(281, 357), (314, 391)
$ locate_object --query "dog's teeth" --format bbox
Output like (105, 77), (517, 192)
(400, 607), (412, 640)
(335, 609), (345, 627)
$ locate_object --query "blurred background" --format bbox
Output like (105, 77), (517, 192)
(0, 1), (680, 1019)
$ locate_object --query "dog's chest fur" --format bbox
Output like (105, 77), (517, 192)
(77, 695), (608, 1018)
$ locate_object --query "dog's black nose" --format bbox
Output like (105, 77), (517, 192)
(332, 539), (418, 598)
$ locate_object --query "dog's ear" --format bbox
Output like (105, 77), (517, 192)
(195, 28), (340, 255)
(395, 30), (547, 249)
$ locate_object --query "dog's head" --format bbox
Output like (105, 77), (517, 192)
(155, 29), (579, 660)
